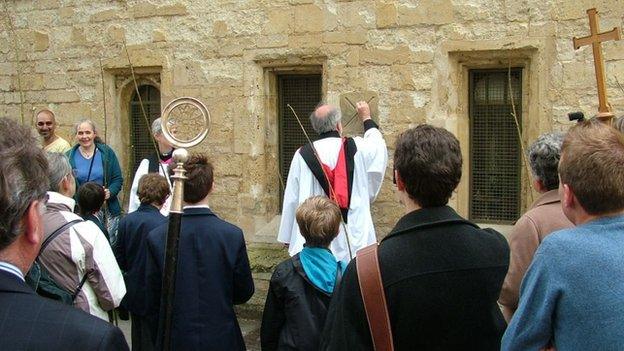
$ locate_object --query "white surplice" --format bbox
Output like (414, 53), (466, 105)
(277, 127), (388, 262)
(127, 158), (172, 216)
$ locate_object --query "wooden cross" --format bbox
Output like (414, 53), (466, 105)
(573, 8), (621, 117)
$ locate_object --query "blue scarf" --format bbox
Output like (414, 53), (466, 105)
(299, 247), (346, 294)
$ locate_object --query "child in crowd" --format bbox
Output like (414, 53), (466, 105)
(115, 173), (170, 351)
(77, 182), (109, 241)
(260, 196), (346, 351)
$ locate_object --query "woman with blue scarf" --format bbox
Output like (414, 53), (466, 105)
(261, 196), (346, 351)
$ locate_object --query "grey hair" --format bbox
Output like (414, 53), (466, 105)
(151, 118), (163, 135)
(45, 152), (72, 192)
(73, 118), (98, 135)
(0, 118), (49, 251)
(528, 132), (565, 191)
(613, 116), (624, 134)
(309, 105), (341, 134)
(73, 118), (104, 144)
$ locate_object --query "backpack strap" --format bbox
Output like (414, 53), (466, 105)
(357, 244), (394, 351)
(37, 218), (89, 302)
(71, 273), (89, 302)
(39, 219), (84, 255)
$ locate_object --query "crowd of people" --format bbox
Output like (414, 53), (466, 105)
(0, 102), (623, 351)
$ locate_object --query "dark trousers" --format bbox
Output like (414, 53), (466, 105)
(131, 313), (154, 351)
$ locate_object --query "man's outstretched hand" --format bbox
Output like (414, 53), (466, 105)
(356, 101), (372, 122)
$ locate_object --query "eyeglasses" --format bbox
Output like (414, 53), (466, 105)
(37, 121), (53, 127)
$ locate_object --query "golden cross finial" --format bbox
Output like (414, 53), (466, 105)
(573, 8), (621, 119)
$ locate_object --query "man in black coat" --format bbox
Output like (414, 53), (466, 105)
(0, 117), (129, 351)
(145, 154), (254, 350)
(320, 125), (509, 350)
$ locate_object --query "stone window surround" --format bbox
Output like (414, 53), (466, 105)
(442, 38), (548, 231)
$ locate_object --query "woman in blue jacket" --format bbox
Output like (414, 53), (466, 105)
(67, 119), (123, 246)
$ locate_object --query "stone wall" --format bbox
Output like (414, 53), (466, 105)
(1, 0), (623, 239)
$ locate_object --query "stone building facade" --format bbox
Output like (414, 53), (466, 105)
(1, 0), (623, 240)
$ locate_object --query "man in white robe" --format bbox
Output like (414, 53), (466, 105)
(277, 101), (388, 262)
(128, 118), (173, 216)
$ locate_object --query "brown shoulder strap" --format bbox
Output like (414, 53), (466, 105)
(357, 244), (395, 351)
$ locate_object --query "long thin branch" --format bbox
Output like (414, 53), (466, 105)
(507, 60), (533, 205)
(2, 1), (25, 124)
(99, 58), (108, 143)
(122, 39), (162, 168)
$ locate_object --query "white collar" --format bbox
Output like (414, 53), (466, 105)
(0, 261), (24, 281)
(47, 191), (76, 211)
(183, 204), (210, 209)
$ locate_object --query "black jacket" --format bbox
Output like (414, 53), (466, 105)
(261, 254), (339, 351)
(320, 206), (509, 350)
(0, 270), (129, 350)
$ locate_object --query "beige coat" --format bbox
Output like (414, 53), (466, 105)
(499, 190), (573, 321)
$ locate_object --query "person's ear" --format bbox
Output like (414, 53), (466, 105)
(23, 200), (44, 246)
(561, 184), (575, 210)
(336, 122), (343, 134)
(395, 170), (406, 191)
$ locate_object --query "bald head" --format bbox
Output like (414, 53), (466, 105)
(310, 104), (341, 134)
(36, 110), (57, 141)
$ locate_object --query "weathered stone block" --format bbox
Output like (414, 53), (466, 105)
(33, 31), (49, 51)
(90, 9), (125, 22)
(255, 34), (288, 49)
(46, 90), (81, 103)
(376, 2), (397, 29)
(345, 47), (360, 66)
(0, 76), (12, 92)
(264, 7), (293, 35)
(71, 27), (88, 46)
(293, 4), (324, 33)
(152, 29), (167, 42)
(22, 74), (44, 90)
(323, 30), (367, 45)
(58, 7), (74, 21)
(397, 0), (454, 26)
(107, 25), (125, 43)
(132, 3), (187, 18)
(213, 20), (229, 37)
(360, 46), (411, 65)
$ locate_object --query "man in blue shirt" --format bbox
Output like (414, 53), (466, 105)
(503, 121), (624, 350)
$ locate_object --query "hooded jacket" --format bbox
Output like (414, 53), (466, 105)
(261, 248), (345, 351)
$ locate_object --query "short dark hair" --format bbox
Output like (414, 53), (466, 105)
(138, 173), (170, 206)
(296, 196), (342, 248)
(183, 154), (214, 204)
(559, 121), (624, 214)
(394, 124), (462, 207)
(77, 182), (105, 216)
(0, 118), (49, 251)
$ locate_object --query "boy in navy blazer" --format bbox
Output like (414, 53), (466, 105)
(145, 154), (254, 350)
(115, 173), (170, 351)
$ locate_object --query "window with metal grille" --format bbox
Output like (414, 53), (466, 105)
(129, 85), (161, 173)
(469, 69), (522, 223)
(278, 74), (322, 202)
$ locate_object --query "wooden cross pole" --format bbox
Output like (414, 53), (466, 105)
(573, 8), (621, 121)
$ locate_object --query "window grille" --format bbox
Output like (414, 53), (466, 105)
(278, 74), (322, 203)
(469, 69), (522, 223)
(130, 85), (161, 173)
